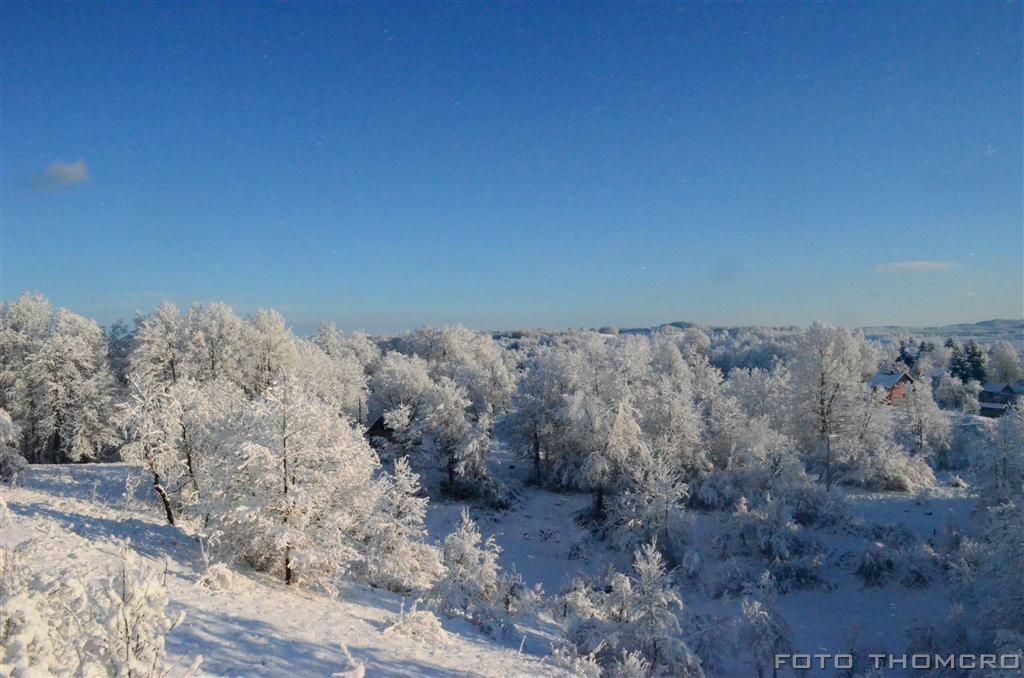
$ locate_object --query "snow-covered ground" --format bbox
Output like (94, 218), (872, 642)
(2, 458), (976, 677)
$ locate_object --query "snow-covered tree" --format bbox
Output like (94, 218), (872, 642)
(0, 293), (52, 414)
(629, 542), (701, 673)
(397, 325), (516, 418)
(430, 509), (503, 626)
(204, 373), (381, 589)
(740, 597), (794, 678)
(935, 373), (981, 413)
(896, 380), (951, 462)
(560, 542), (704, 676)
(987, 341), (1024, 384)
(502, 346), (567, 484)
(130, 301), (184, 390)
(293, 340), (369, 424)
(417, 377), (492, 491)
(363, 458), (443, 593)
(582, 393), (647, 519)
(180, 302), (246, 385)
(787, 323), (881, 489)
(974, 402), (1024, 506)
(314, 323), (381, 373)
(369, 351), (435, 425)
(120, 376), (187, 525)
(18, 309), (117, 463)
(643, 371), (708, 479)
(608, 451), (688, 555)
(240, 309), (299, 397)
(0, 409), (27, 483)
(723, 364), (791, 426)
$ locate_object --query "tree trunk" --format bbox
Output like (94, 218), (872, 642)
(532, 431), (541, 485)
(151, 470), (175, 525)
(593, 487), (606, 521)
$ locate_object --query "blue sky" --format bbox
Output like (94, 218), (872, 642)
(2, 2), (1021, 334)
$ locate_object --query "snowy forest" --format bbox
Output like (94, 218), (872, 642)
(1, 292), (1022, 677)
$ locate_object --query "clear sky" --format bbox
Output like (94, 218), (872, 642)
(2, 2), (1021, 334)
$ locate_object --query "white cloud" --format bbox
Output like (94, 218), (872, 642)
(875, 261), (961, 274)
(34, 159), (89, 188)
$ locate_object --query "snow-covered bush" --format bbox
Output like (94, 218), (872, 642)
(854, 547), (896, 588)
(740, 597), (794, 678)
(430, 509), (503, 626)
(549, 642), (603, 678)
(383, 601), (448, 645)
(559, 542), (705, 677)
(0, 541), (201, 677)
(495, 567), (544, 616)
(197, 562), (237, 592)
(607, 452), (690, 553)
(711, 496), (826, 592)
(837, 438), (936, 492)
(363, 458), (443, 593)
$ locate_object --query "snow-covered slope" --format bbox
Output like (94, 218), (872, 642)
(2, 459), (979, 677)
(1, 464), (571, 677)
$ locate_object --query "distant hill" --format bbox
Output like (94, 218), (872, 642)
(861, 319), (1023, 345)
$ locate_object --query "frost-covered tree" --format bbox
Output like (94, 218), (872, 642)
(293, 340), (369, 424)
(830, 388), (934, 492)
(935, 373), (981, 413)
(987, 341), (1024, 384)
(120, 376), (187, 525)
(0, 409), (27, 483)
(787, 323), (881, 488)
(363, 458), (443, 593)
(397, 325), (516, 418)
(0, 293), (52, 414)
(430, 509), (503, 626)
(369, 351), (435, 424)
(130, 302), (184, 390)
(582, 394), (647, 519)
(896, 380), (951, 461)
(18, 309), (118, 463)
(643, 371), (707, 479)
(180, 302), (246, 385)
(418, 377), (493, 493)
(723, 364), (791, 427)
(502, 346), (567, 484)
(974, 403), (1024, 506)
(630, 542), (701, 672)
(608, 452), (689, 554)
(560, 542), (704, 676)
(241, 309), (299, 397)
(204, 373), (381, 589)
(309, 324), (372, 423)
(740, 597), (794, 678)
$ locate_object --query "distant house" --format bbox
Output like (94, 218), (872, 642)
(869, 370), (914, 403)
(364, 415), (396, 445)
(979, 382), (1024, 418)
